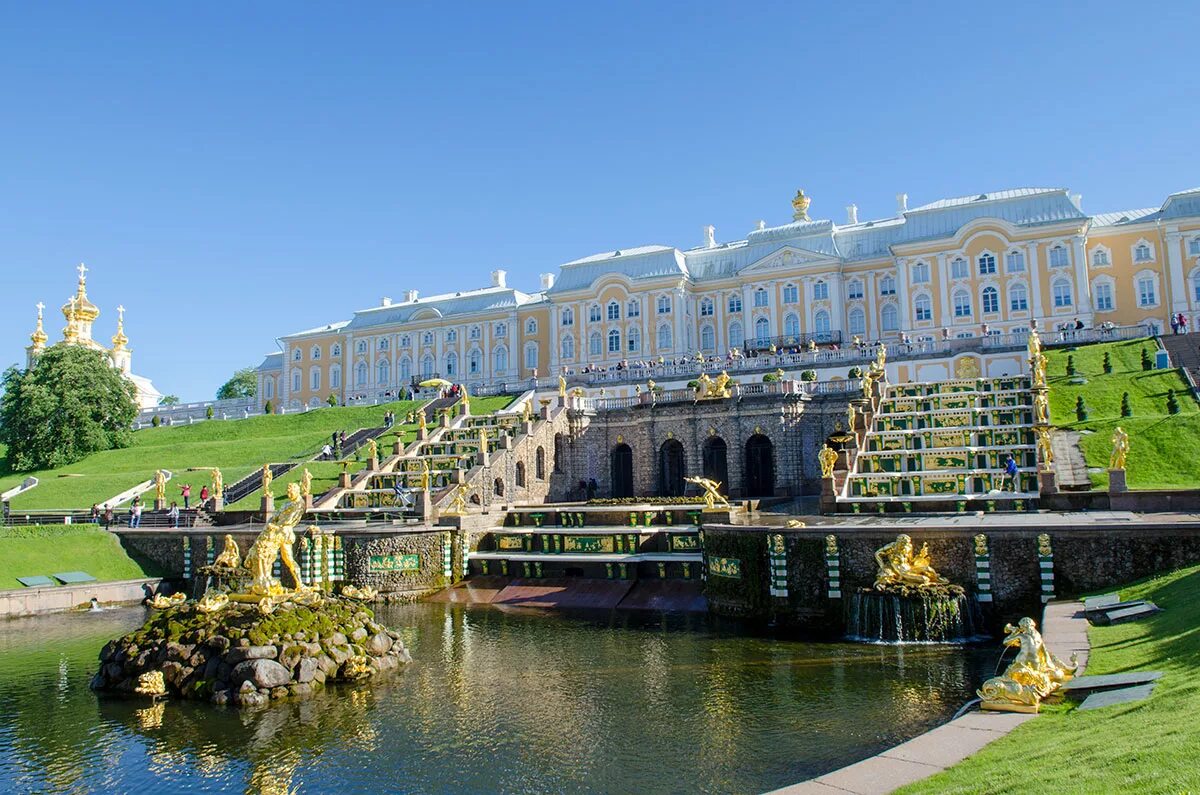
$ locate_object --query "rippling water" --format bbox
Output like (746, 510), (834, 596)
(0, 603), (992, 794)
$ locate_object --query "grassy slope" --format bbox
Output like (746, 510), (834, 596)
(899, 564), (1200, 794)
(222, 460), (346, 511)
(1045, 339), (1200, 489)
(0, 399), (425, 509)
(0, 525), (161, 589)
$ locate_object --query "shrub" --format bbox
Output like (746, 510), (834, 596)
(1141, 347), (1152, 371)
(1065, 355), (1076, 376)
(762, 373), (781, 383)
(327, 394), (338, 407)
(1167, 389), (1181, 415)
(1102, 352), (1112, 374)
(1075, 395), (1088, 421)
(1120, 392), (1132, 417)
(206, 406), (215, 419)
(151, 414), (161, 427)
(686, 380), (700, 390)
(800, 370), (817, 382)
(847, 366), (863, 378)
(264, 400), (274, 414)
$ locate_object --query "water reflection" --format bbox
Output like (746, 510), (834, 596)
(0, 604), (993, 794)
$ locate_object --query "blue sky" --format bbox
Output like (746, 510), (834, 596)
(1, 1), (1196, 400)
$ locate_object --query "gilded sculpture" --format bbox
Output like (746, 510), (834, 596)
(213, 534), (242, 569)
(419, 459), (431, 491)
(443, 483), (470, 516)
(1109, 426), (1129, 471)
(148, 592), (186, 609)
(195, 592), (229, 613)
(818, 444), (839, 478)
(261, 464), (273, 496)
(1033, 390), (1050, 425)
(300, 468), (314, 499)
(1030, 351), (1048, 389)
(134, 671), (168, 697)
(791, 189), (811, 222)
(1035, 426), (1054, 468)
(558, 374), (567, 398)
(366, 438), (378, 461)
(522, 400), (532, 422)
(973, 533), (989, 557)
(236, 482), (308, 599)
(211, 467), (223, 500)
(418, 410), (427, 431)
(846, 403), (857, 434)
(978, 617), (1077, 713)
(824, 534), (838, 556)
(684, 476), (730, 510)
(873, 534), (950, 592)
(1027, 328), (1042, 359)
(154, 470), (167, 503)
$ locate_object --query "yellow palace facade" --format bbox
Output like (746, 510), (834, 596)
(259, 185), (1200, 408)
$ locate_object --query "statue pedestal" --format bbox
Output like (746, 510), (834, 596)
(541, 404), (552, 421)
(154, 499), (165, 511)
(261, 494), (274, 517)
(460, 402), (471, 417)
(500, 435), (513, 451)
(338, 472), (352, 489)
(367, 456), (379, 472)
(417, 427), (428, 441)
(477, 450), (490, 467)
(558, 395), (567, 408)
(1038, 469), (1058, 495)
(417, 490), (432, 520)
(303, 495), (313, 510)
(1108, 469), (1128, 493)
(522, 420), (534, 436)
(210, 496), (223, 512)
(393, 439), (403, 456)
(439, 413), (450, 428)
(453, 468), (466, 484)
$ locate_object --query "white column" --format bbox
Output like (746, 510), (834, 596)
(1166, 231), (1188, 314)
(866, 273), (879, 338)
(1027, 243), (1044, 321)
(1071, 234), (1093, 317)
(935, 255), (951, 323)
(828, 273), (846, 338)
(894, 258), (911, 332)
(673, 286), (685, 354)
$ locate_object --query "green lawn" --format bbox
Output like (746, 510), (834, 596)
(0, 524), (161, 590)
(899, 563), (1200, 794)
(1045, 340), (1200, 489)
(0, 399), (425, 510)
(221, 460), (348, 510)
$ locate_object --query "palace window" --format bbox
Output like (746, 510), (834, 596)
(1006, 251), (1025, 273)
(1052, 279), (1073, 308)
(400, 335), (411, 348)
(291, 369), (302, 392)
(754, 287), (770, 307)
(356, 341), (367, 354)
(524, 343), (538, 370)
(1094, 282), (1114, 311)
(470, 325), (481, 339)
(561, 335), (575, 359)
(1049, 245), (1069, 268)
(911, 262), (930, 284)
(608, 329), (621, 353)
(445, 352), (457, 376)
(293, 349), (302, 361)
(657, 295), (672, 315)
(657, 323), (673, 350)
(264, 378), (274, 399)
(423, 332), (433, 346)
(879, 275), (896, 296)
(1138, 276), (1158, 307)
(560, 309), (573, 327)
(310, 367), (321, 390)
(331, 343), (341, 357)
(379, 338), (389, 351)
(589, 304), (602, 323)
(526, 318), (538, 335)
(847, 279), (864, 300)
(607, 301), (620, 321)
(978, 253), (997, 275)
(784, 313), (800, 338)
(914, 294), (932, 322)
(783, 283), (799, 304)
(494, 323), (507, 338)
(418, 355), (432, 378)
(951, 257), (969, 279)
(1134, 243), (1153, 262)
(311, 345), (321, 360)
(627, 299), (641, 318)
(589, 332), (602, 357)
(728, 321), (744, 349)
(330, 366), (341, 389)
(728, 294), (742, 313)
(849, 307), (866, 335)
(1010, 284), (1029, 312)
(953, 290), (972, 318)
(493, 346), (508, 372)
(812, 281), (829, 301)
(1092, 248), (1110, 267)
(400, 357), (412, 383)
(754, 317), (770, 345)
(813, 311), (831, 337)
(881, 304), (899, 332)
(982, 286), (999, 314)
(628, 327), (642, 352)
(1190, 237), (1200, 256)
(445, 330), (456, 343)
(469, 349), (481, 375)
(700, 297), (714, 316)
(1194, 272), (1200, 301)
(700, 324), (715, 351)
(377, 359), (390, 386)
(356, 362), (367, 386)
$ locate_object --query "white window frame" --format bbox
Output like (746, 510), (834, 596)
(977, 251), (997, 276)
(1090, 245), (1111, 267)
(879, 275), (897, 296)
(1052, 278), (1073, 309)
(606, 301), (620, 321)
(657, 295), (672, 315)
(656, 323), (672, 350)
(1005, 251), (1025, 273)
(1048, 245), (1069, 268)
(847, 279), (864, 300)
(754, 287), (770, 307)
(608, 328), (621, 353)
(783, 283), (799, 304)
(1009, 283), (1029, 312)
(700, 297), (714, 316)
(1093, 279), (1115, 312)
(914, 294), (932, 322)
(951, 257), (969, 279)
(952, 290), (972, 318)
(981, 285), (1000, 314)
(911, 262), (930, 284)
(728, 294), (742, 313)
(812, 281), (829, 301)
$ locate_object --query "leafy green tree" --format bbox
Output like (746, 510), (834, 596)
(159, 394), (180, 406)
(0, 346), (137, 471)
(216, 367), (257, 400)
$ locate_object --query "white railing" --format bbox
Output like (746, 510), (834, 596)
(135, 396), (260, 428)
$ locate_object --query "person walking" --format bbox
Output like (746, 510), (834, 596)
(180, 483), (191, 509)
(129, 497), (143, 528)
(168, 501), (180, 528)
(1002, 454), (1019, 493)
(199, 485), (210, 508)
(103, 505), (114, 530)
(321, 443), (333, 460)
(90, 503), (100, 524)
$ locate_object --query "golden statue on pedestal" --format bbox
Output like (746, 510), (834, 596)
(154, 470), (167, 503)
(213, 534), (241, 569)
(1027, 328), (1042, 359)
(684, 476), (730, 510)
(261, 464), (273, 496)
(211, 467), (223, 500)
(1030, 351), (1048, 389)
(818, 444), (839, 478)
(443, 483), (470, 516)
(791, 189), (811, 222)
(1034, 390), (1050, 425)
(300, 468), (314, 499)
(522, 400), (532, 423)
(418, 410), (427, 431)
(558, 374), (567, 398)
(1035, 426), (1054, 469)
(1109, 426), (1129, 470)
(237, 482), (308, 599)
(873, 534), (949, 592)
(366, 438), (378, 461)
(978, 617), (1077, 713)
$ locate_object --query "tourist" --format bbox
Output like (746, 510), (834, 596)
(339, 431), (347, 451)
(168, 501), (180, 528)
(103, 505), (114, 529)
(180, 483), (191, 509)
(1002, 454), (1019, 492)
(321, 443), (333, 460)
(1171, 316), (1180, 335)
(1178, 313), (1188, 334)
(129, 497), (143, 528)
(199, 484), (209, 505)
(90, 503), (100, 524)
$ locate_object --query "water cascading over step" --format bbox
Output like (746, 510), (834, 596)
(844, 589), (985, 643)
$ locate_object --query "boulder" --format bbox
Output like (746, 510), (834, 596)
(296, 657), (318, 684)
(350, 627), (368, 643)
(330, 632), (348, 645)
(232, 659), (291, 690)
(366, 632), (392, 657)
(270, 686), (288, 700)
(225, 645), (278, 664)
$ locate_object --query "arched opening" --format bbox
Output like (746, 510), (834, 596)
(535, 447), (546, 480)
(553, 433), (564, 473)
(658, 439), (686, 498)
(610, 444), (633, 498)
(493, 478), (504, 497)
(515, 461), (526, 487)
(701, 436), (729, 494)
(744, 434), (775, 497)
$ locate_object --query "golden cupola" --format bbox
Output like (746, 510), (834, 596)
(111, 305), (129, 351)
(29, 302), (48, 351)
(62, 263), (100, 324)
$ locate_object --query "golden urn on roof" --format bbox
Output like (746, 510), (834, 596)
(791, 189), (812, 222)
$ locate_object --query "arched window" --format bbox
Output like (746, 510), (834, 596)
(1137, 273), (1158, 307)
(293, 349), (302, 362)
(784, 313), (800, 338)
(656, 295), (672, 314)
(524, 342), (538, 370)
(561, 309), (573, 327)
(1189, 237), (1200, 256)
(446, 329), (457, 343)
(330, 365), (341, 389)
(754, 287), (770, 307)
(379, 337), (389, 351)
(525, 318), (538, 335)
(445, 352), (458, 376)
(754, 316), (770, 345)
(494, 323), (507, 338)
(628, 327), (642, 352)
(607, 328), (621, 353)
(422, 332), (434, 346)
(376, 359), (390, 385)
(1010, 284), (1028, 312)
(627, 299), (641, 318)
(400, 335), (411, 348)
(356, 362), (367, 386)
(881, 304), (898, 332)
(589, 304), (602, 323)
(291, 368), (301, 392)
(812, 281), (828, 301)
(535, 447), (546, 479)
(470, 325), (482, 339)
(589, 332), (602, 357)
(657, 323), (672, 350)
(981, 286), (1000, 314)
(515, 461), (526, 488)
(1052, 279), (1073, 308)
(914, 294), (932, 322)
(700, 324), (715, 351)
(977, 253), (996, 275)
(493, 346), (508, 372)
(728, 321), (744, 349)
(1092, 248), (1110, 266)
(311, 345), (321, 360)
(561, 334), (575, 359)
(848, 307), (866, 334)
(783, 283), (799, 304)
(399, 357), (412, 383)
(911, 262), (930, 283)
(1006, 251), (1025, 273)
(469, 349), (482, 375)
(1134, 242), (1153, 262)
(607, 301), (620, 321)
(728, 294), (742, 313)
(310, 367), (321, 391)
(847, 280), (864, 300)
(953, 290), (971, 317)
(813, 310), (831, 336)
(951, 257), (969, 279)
(331, 343), (341, 357)
(700, 297), (714, 316)
(1049, 245), (1069, 268)
(421, 354), (434, 378)
(879, 275), (896, 296)
(356, 341), (367, 354)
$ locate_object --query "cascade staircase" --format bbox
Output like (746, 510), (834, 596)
(1160, 334), (1200, 389)
(222, 462), (297, 506)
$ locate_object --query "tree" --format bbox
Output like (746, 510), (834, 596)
(1141, 347), (1152, 371)
(327, 393), (338, 407)
(1102, 352), (1112, 374)
(216, 367), (257, 400)
(1167, 389), (1181, 415)
(1075, 395), (1088, 421)
(1120, 392), (1132, 417)
(1065, 355), (1076, 376)
(159, 394), (180, 406)
(0, 346), (137, 471)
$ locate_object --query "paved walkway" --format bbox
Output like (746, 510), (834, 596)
(769, 600), (1089, 795)
(748, 510), (1200, 530)
(1051, 429), (1092, 489)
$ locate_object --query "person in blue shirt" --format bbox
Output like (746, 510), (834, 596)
(1003, 454), (1019, 492)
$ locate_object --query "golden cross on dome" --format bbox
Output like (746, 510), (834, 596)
(77, 262), (88, 281)
(117, 305), (125, 320)
(36, 301), (44, 317)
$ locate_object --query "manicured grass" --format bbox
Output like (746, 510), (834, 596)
(0, 524), (161, 590)
(222, 460), (348, 511)
(0, 399), (425, 510)
(898, 563), (1200, 794)
(1045, 340), (1200, 489)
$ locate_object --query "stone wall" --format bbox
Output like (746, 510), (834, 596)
(342, 529), (457, 596)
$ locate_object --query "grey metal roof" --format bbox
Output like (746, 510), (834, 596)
(548, 247), (688, 293)
(1162, 188), (1200, 220)
(278, 320), (351, 340)
(257, 352), (283, 372)
(909, 188), (1063, 212)
(1089, 208), (1161, 228)
(343, 288), (532, 331)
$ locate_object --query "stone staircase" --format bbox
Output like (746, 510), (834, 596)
(837, 375), (1040, 512)
(1160, 334), (1200, 389)
(222, 462), (297, 506)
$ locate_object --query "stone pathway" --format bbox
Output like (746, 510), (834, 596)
(1051, 429), (1092, 490)
(769, 600), (1089, 795)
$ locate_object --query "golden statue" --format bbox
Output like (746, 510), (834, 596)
(1035, 426), (1054, 469)
(818, 444), (839, 478)
(847, 404), (857, 434)
(875, 342), (887, 371)
(874, 534), (949, 592)
(684, 476), (730, 510)
(211, 467), (223, 500)
(695, 372), (712, 398)
(791, 188), (811, 222)
(195, 592), (229, 613)
(973, 533), (988, 557)
(825, 534), (838, 556)
(261, 464), (273, 496)
(300, 468), (313, 498)
(861, 370), (875, 399)
(713, 371), (731, 397)
(558, 374), (567, 398)
(154, 470), (167, 503)
(239, 482), (307, 597)
(341, 584), (378, 601)
(522, 400), (532, 422)
(647, 378), (656, 393)
(1027, 328), (1042, 359)
(444, 483), (470, 515)
(787, 519), (807, 528)
(366, 438), (378, 461)
(477, 426), (488, 450)
(461, 386), (471, 412)
(1033, 390), (1050, 425)
(418, 410), (427, 431)
(148, 592), (186, 609)
(1030, 351), (1048, 388)
(134, 671), (167, 697)
(213, 534), (241, 569)
(419, 459), (431, 491)
(978, 617), (1078, 713)
(1109, 426), (1129, 471)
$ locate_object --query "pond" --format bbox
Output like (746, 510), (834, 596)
(0, 603), (993, 793)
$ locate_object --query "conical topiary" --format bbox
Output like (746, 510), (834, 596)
(1141, 347), (1152, 371)
(1167, 389), (1181, 415)
(1075, 395), (1088, 421)
(1066, 355), (1076, 376)
(1102, 352), (1112, 374)
(1120, 392), (1132, 417)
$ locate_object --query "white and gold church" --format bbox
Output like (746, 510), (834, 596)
(25, 265), (162, 409)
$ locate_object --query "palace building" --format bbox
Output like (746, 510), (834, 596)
(257, 185), (1200, 409)
(25, 265), (162, 409)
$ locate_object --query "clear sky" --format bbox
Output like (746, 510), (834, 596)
(1, 1), (1196, 401)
